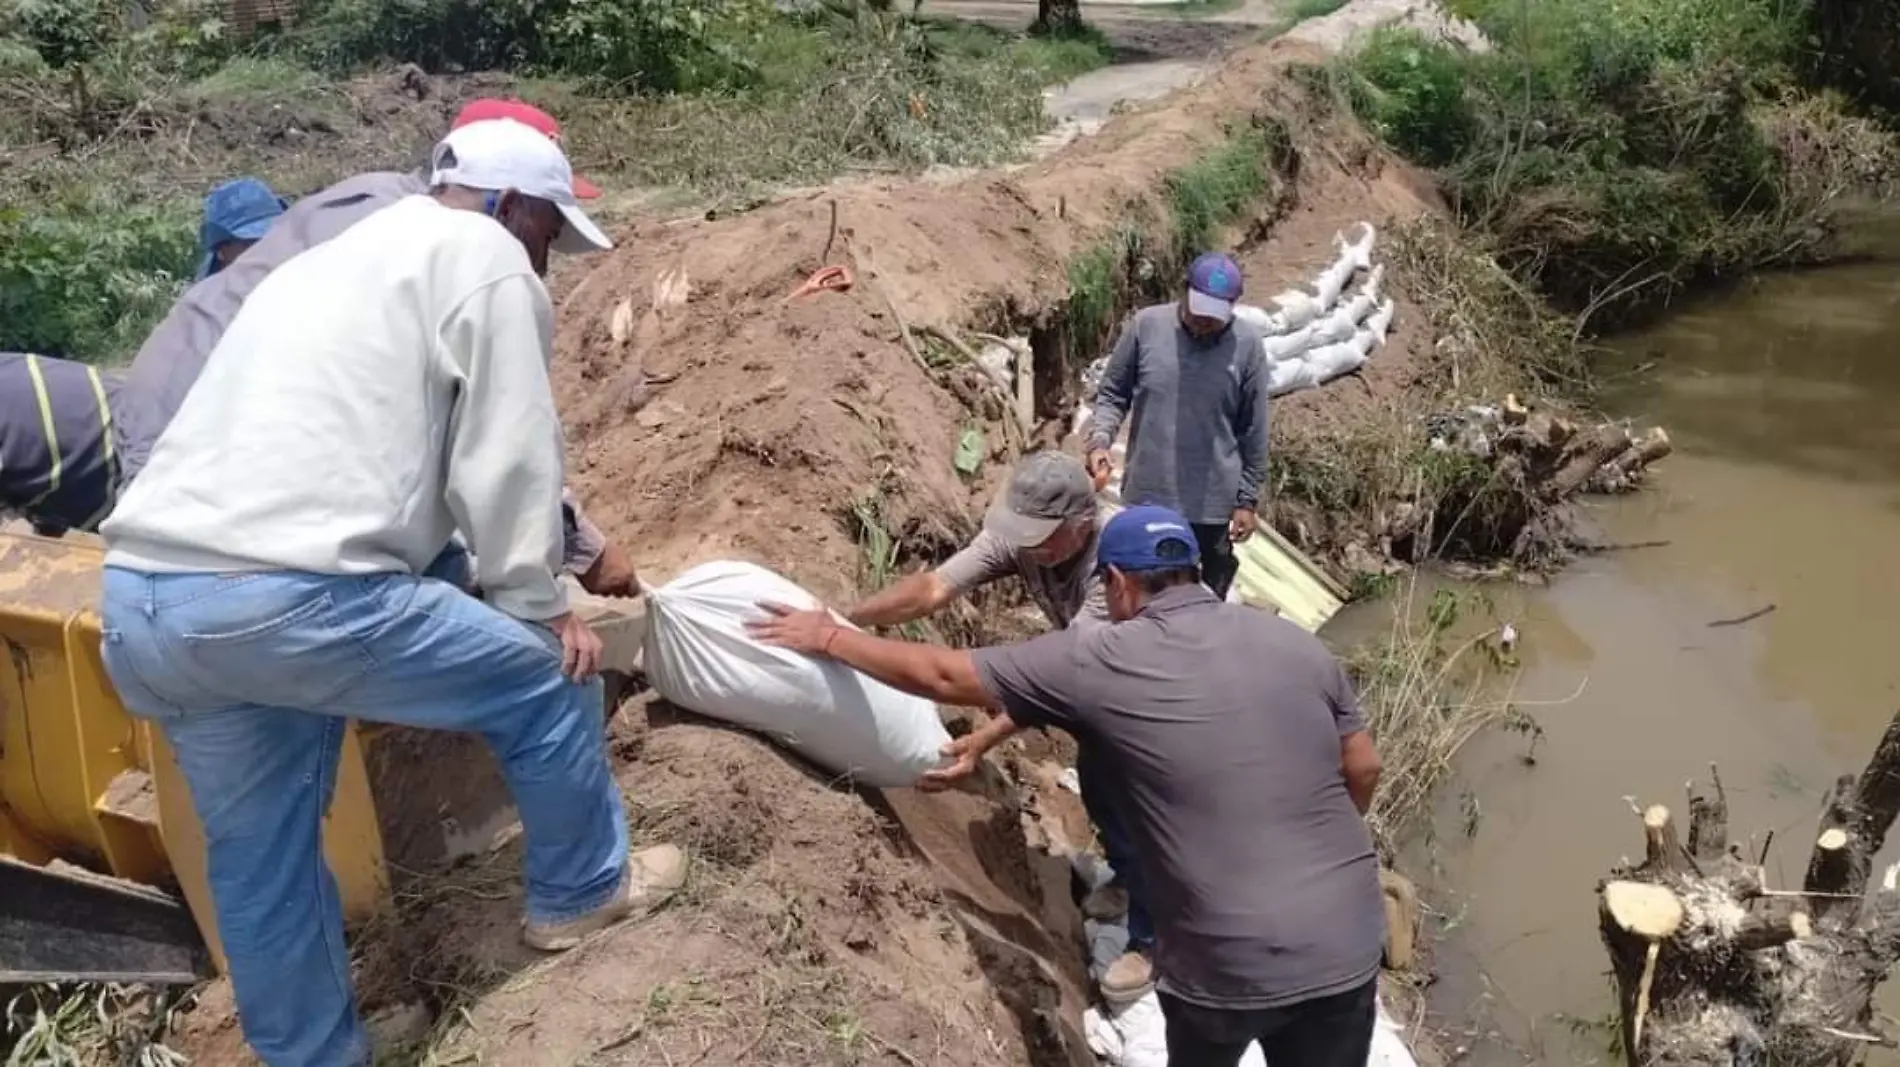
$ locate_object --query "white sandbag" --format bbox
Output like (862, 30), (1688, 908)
(1270, 288), (1322, 330)
(1270, 356), (1323, 396)
(1363, 263), (1386, 305)
(643, 560), (952, 787)
(1308, 307), (1358, 347)
(1314, 256), (1352, 310)
(1340, 221), (1377, 273)
(1366, 298), (1397, 344)
(1089, 993), (1267, 1067)
(1262, 324), (1317, 362)
(1339, 290), (1376, 329)
(1089, 988), (1414, 1067)
(1232, 303), (1277, 333)
(1370, 1000), (1419, 1067)
(1306, 340), (1369, 386)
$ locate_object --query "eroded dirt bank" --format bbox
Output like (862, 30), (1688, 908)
(176, 24), (1508, 1067)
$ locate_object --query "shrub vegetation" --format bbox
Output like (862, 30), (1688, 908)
(0, 0), (1110, 361)
(1338, 0), (1897, 327)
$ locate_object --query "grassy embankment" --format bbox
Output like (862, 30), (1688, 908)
(0, 0), (1110, 364)
(1341, 0), (1897, 328)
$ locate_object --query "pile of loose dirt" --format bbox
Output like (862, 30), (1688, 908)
(169, 34), (1468, 1067)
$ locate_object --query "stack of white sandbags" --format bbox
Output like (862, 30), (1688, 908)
(1234, 223), (1396, 396)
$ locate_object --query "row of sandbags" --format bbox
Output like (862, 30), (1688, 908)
(1235, 222), (1395, 396)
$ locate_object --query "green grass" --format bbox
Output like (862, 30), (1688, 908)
(1336, 0), (1899, 327)
(923, 17), (1114, 83)
(1164, 122), (1285, 266)
(1141, 0), (1247, 19)
(1287, 0), (1347, 19)
(182, 55), (327, 100)
(1059, 123), (1291, 365)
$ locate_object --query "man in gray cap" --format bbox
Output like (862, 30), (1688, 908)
(842, 450), (1159, 1000)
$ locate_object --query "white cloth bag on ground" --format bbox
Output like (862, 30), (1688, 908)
(643, 560), (952, 787)
(1083, 991), (1416, 1067)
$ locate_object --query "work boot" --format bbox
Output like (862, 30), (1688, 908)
(1100, 948), (1155, 1004)
(523, 844), (687, 951)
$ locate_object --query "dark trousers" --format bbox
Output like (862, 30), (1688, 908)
(1076, 741), (1152, 949)
(1191, 523), (1239, 600)
(1161, 977), (1377, 1067)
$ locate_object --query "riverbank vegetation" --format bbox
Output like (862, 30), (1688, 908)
(1337, 0), (1899, 329)
(0, 0), (1110, 361)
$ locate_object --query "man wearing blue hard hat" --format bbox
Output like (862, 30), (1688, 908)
(197, 177), (289, 280)
(750, 504), (1386, 1067)
(1084, 252), (1270, 600)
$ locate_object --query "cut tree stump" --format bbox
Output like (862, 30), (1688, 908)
(1598, 714), (1900, 1066)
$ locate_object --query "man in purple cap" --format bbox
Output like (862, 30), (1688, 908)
(749, 504), (1386, 1067)
(1084, 252), (1270, 599)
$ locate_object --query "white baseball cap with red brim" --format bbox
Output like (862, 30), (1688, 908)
(429, 119), (613, 254)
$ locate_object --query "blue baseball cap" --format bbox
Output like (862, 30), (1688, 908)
(1185, 252), (1244, 323)
(1097, 505), (1201, 574)
(197, 177), (288, 279)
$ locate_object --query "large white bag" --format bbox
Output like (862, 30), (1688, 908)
(642, 560), (953, 787)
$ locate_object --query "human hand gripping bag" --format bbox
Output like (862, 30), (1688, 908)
(642, 560), (953, 787)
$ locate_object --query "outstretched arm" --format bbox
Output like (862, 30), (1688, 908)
(844, 571), (958, 629)
(749, 603), (991, 707)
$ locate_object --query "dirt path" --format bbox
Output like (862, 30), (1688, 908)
(926, 0), (1287, 151)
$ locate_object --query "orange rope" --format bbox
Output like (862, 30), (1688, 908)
(786, 265), (854, 301)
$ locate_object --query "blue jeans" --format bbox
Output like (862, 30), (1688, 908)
(99, 567), (628, 1067)
(1077, 741), (1152, 950)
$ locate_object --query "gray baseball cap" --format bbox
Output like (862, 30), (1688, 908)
(985, 451), (1097, 548)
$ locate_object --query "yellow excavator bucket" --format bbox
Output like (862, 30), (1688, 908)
(0, 527), (390, 979)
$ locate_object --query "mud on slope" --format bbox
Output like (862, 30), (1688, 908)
(169, 36), (1454, 1067)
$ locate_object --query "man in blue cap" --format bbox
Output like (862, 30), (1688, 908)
(197, 177), (288, 279)
(748, 504), (1386, 1067)
(1084, 252), (1270, 599)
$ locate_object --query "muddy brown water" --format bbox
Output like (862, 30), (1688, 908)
(1327, 262), (1900, 1064)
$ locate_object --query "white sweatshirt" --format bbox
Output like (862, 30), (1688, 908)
(103, 195), (570, 622)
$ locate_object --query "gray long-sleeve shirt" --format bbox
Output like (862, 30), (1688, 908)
(114, 170), (608, 573)
(1085, 304), (1270, 525)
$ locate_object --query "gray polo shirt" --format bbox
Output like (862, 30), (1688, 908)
(1086, 304), (1270, 526)
(934, 520), (1108, 632)
(972, 584), (1382, 1009)
(113, 170), (608, 573)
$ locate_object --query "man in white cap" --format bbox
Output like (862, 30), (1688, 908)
(96, 119), (684, 1067)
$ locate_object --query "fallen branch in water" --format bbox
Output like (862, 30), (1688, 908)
(1708, 604), (1776, 629)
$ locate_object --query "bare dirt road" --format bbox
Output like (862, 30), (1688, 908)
(925, 0), (1288, 150)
